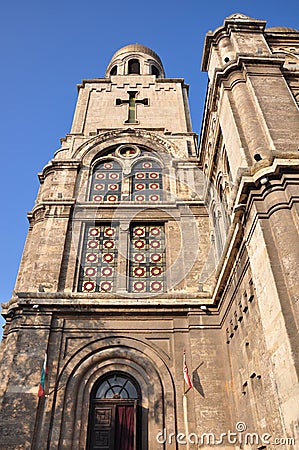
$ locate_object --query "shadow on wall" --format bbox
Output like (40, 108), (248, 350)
(193, 362), (205, 397)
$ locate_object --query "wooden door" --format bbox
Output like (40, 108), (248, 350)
(88, 401), (136, 450)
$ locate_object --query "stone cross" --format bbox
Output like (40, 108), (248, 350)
(116, 91), (148, 123)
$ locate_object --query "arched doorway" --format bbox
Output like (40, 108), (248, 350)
(87, 372), (141, 450)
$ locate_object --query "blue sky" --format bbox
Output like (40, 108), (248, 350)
(0, 0), (298, 331)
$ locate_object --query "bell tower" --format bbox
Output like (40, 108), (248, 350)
(0, 44), (213, 450)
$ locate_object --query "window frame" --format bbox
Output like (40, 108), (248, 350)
(89, 158), (123, 203)
(128, 58), (140, 74)
(128, 222), (166, 294)
(131, 158), (163, 202)
(77, 222), (119, 293)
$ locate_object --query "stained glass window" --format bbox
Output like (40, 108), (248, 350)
(131, 160), (162, 202)
(78, 224), (118, 293)
(90, 160), (122, 203)
(129, 224), (165, 293)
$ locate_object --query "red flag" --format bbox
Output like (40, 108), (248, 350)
(183, 351), (193, 389)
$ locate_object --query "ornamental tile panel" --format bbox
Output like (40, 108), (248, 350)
(78, 224), (118, 292)
(129, 224), (165, 293)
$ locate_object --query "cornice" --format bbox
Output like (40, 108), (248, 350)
(212, 55), (285, 90)
(202, 18), (267, 71)
(38, 160), (81, 182)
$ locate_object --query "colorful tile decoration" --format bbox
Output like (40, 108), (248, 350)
(132, 160), (162, 202)
(90, 158), (162, 203)
(90, 160), (122, 202)
(129, 224), (165, 293)
(78, 224), (118, 292)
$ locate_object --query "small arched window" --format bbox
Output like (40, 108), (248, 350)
(151, 65), (160, 77)
(95, 373), (140, 399)
(131, 160), (163, 202)
(110, 65), (117, 76)
(213, 208), (222, 257)
(90, 160), (122, 203)
(128, 59), (140, 74)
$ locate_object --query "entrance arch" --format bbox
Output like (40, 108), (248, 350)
(49, 337), (176, 450)
(87, 372), (141, 450)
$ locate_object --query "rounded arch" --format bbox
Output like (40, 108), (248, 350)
(73, 133), (174, 204)
(151, 64), (160, 77)
(90, 154), (124, 172)
(89, 158), (122, 203)
(131, 158), (163, 202)
(110, 65), (117, 76)
(92, 371), (141, 399)
(131, 156), (163, 171)
(72, 129), (182, 163)
(89, 147), (165, 172)
(48, 336), (176, 450)
(87, 370), (142, 450)
(214, 171), (230, 230)
(215, 170), (224, 194)
(105, 44), (165, 77)
(128, 58), (140, 74)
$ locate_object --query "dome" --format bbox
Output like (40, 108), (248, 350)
(111, 44), (163, 68)
(106, 43), (165, 78)
(266, 26), (299, 33)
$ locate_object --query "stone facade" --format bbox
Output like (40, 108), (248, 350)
(0, 14), (298, 450)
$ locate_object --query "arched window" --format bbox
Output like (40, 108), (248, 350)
(218, 184), (230, 230)
(90, 160), (122, 203)
(151, 65), (160, 77)
(223, 148), (233, 186)
(110, 65), (117, 76)
(131, 160), (162, 202)
(212, 206), (223, 258)
(128, 59), (140, 74)
(95, 373), (140, 399)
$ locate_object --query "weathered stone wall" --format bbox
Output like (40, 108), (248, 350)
(0, 313), (51, 450)
(200, 14), (299, 448)
(71, 77), (191, 135)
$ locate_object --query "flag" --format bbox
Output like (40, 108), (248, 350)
(183, 351), (193, 389)
(38, 353), (48, 397)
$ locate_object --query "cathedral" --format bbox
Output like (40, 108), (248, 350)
(0, 13), (299, 450)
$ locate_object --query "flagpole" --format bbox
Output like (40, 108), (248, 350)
(183, 350), (192, 450)
(32, 352), (49, 450)
(183, 393), (190, 450)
